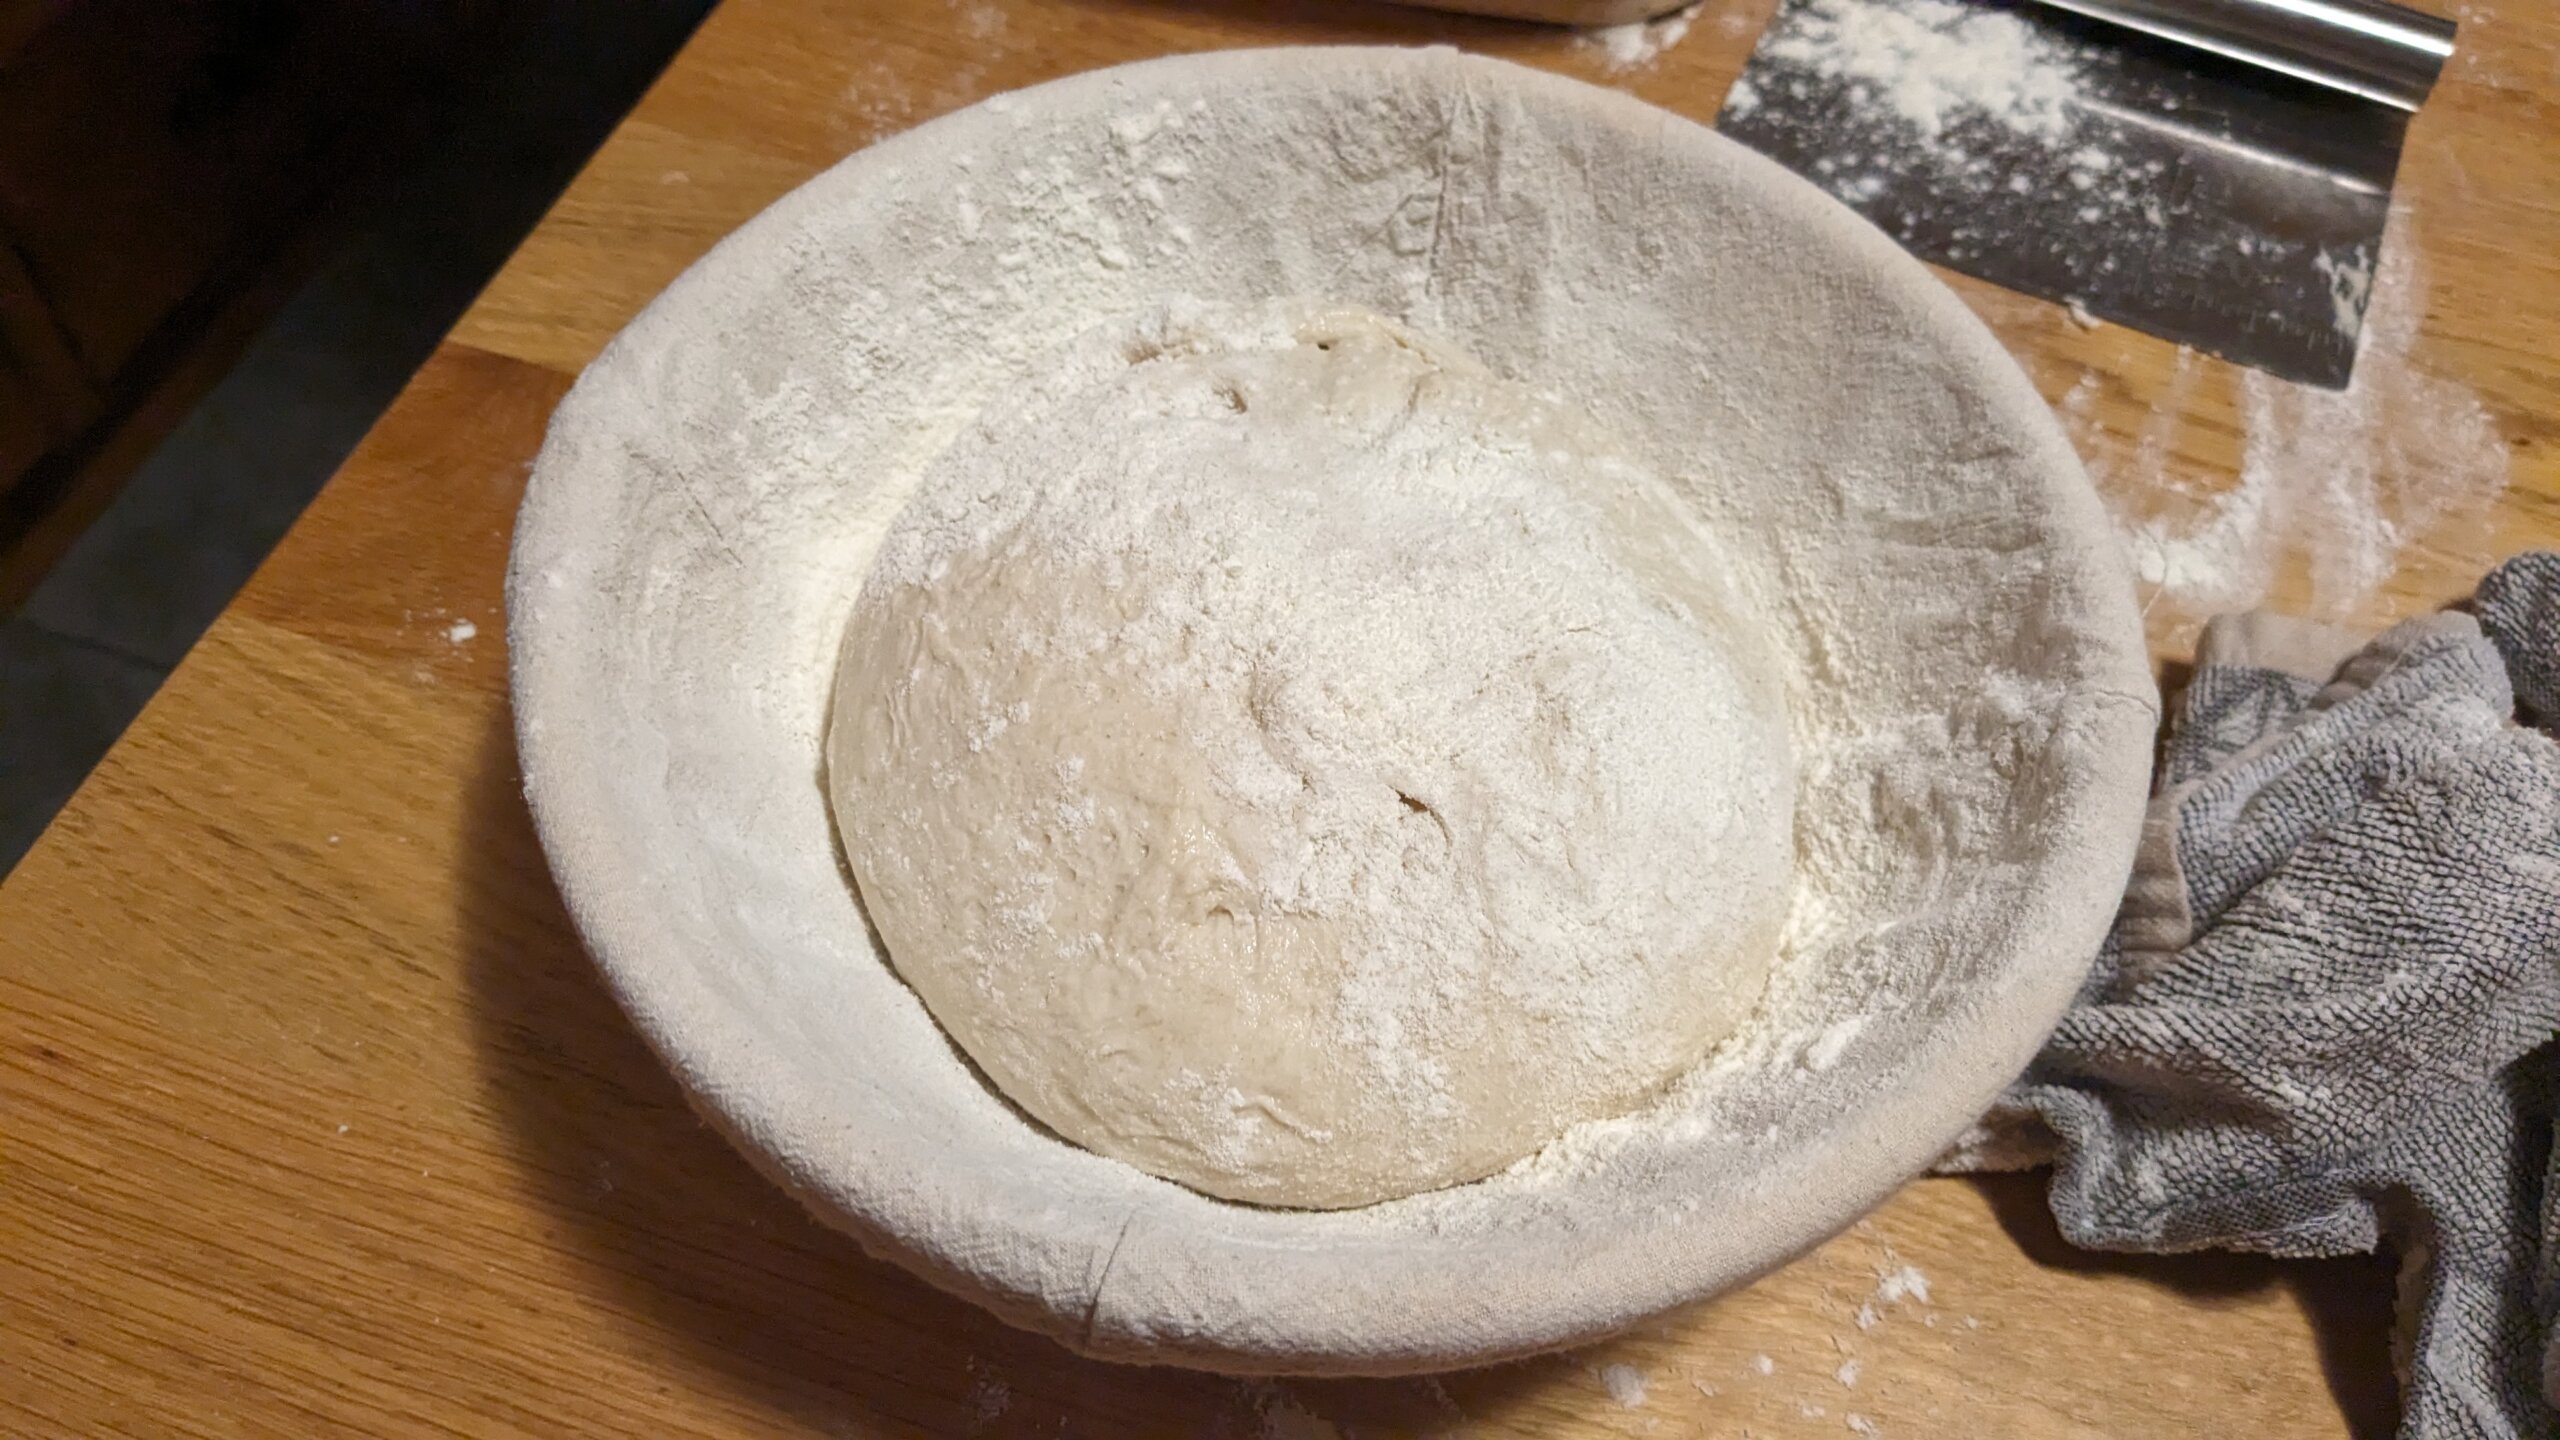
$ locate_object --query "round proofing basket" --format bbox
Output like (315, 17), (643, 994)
(507, 46), (2157, 1375)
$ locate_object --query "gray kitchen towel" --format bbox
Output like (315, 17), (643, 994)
(1942, 551), (2560, 1440)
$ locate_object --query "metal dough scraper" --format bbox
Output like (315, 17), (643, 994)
(1714, 0), (2457, 388)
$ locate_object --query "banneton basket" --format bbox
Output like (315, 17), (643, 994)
(507, 46), (2155, 1375)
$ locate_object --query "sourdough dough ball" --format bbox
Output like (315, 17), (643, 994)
(827, 301), (1795, 1209)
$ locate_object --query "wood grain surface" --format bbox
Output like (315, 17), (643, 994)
(6, 1), (2556, 1435)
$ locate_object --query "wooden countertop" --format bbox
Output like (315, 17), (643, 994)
(6, 1), (2556, 1434)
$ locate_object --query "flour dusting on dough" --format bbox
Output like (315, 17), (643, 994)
(831, 300), (1797, 1208)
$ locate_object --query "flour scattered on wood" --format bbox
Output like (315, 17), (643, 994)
(1253, 1384), (1342, 1440)
(1752, 1353), (1777, 1375)
(2089, 211), (2510, 624)
(966, 1361), (1011, 1425)
(1601, 1363), (1651, 1407)
(1875, 1263), (1931, 1306)
(445, 618), (477, 644)
(840, 0), (1010, 141)
(1581, 3), (1701, 72)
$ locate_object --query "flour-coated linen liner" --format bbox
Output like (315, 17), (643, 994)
(507, 46), (2157, 1374)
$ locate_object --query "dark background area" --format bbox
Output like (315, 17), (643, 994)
(0, 0), (719, 872)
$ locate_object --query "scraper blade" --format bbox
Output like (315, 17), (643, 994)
(1715, 0), (2447, 389)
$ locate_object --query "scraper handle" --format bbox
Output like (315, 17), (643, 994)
(2025, 0), (2457, 110)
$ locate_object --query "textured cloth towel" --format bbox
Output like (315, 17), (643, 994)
(1943, 551), (2560, 1440)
